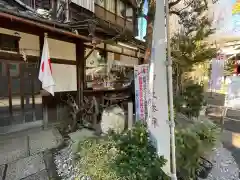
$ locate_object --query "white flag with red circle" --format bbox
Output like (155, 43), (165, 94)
(38, 36), (55, 96)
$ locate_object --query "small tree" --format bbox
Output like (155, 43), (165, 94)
(140, 0), (217, 92)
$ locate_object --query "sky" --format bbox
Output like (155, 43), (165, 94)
(214, 0), (240, 37)
(135, 0), (148, 41)
(137, 0), (240, 40)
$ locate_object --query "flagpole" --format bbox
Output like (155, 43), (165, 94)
(165, 0), (177, 180)
(42, 33), (48, 129)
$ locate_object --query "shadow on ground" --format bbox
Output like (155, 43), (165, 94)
(205, 92), (240, 175)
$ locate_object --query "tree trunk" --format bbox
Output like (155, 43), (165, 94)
(143, 0), (155, 64)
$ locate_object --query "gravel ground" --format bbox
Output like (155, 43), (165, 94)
(199, 144), (240, 180)
(54, 142), (91, 180)
(54, 140), (239, 180)
(54, 142), (78, 180)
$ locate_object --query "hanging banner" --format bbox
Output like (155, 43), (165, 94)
(134, 64), (149, 121)
(210, 55), (225, 91)
(147, 0), (170, 175)
(225, 76), (240, 109)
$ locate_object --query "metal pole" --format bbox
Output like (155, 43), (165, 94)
(165, 0), (177, 179)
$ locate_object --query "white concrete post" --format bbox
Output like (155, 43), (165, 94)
(128, 102), (133, 129)
(43, 105), (48, 129)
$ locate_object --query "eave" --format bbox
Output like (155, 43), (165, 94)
(0, 9), (90, 42)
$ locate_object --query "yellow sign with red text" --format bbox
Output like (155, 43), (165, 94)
(232, 0), (240, 15)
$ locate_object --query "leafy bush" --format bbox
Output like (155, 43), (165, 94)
(175, 82), (205, 118)
(175, 119), (220, 179)
(192, 120), (220, 152)
(76, 123), (170, 180)
(175, 128), (202, 179)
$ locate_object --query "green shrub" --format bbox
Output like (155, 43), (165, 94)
(175, 128), (202, 179)
(175, 119), (220, 179)
(76, 123), (170, 180)
(192, 120), (220, 153)
(175, 82), (205, 118)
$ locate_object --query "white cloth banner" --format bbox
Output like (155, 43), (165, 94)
(147, 0), (170, 175)
(210, 56), (225, 90)
(225, 76), (240, 109)
(38, 36), (55, 96)
(134, 64), (149, 121)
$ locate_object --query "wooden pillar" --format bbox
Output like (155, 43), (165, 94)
(76, 40), (85, 106)
(103, 43), (107, 62)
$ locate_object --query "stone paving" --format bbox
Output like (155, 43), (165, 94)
(205, 92), (240, 168)
(6, 154), (46, 180)
(0, 136), (28, 165)
(0, 128), (62, 180)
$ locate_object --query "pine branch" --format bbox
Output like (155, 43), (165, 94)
(169, 10), (181, 16)
(169, 0), (182, 9)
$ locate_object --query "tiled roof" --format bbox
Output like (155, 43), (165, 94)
(0, 0), (68, 29)
(0, 0), (38, 18)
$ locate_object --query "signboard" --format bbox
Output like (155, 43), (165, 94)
(209, 56), (225, 90)
(225, 76), (240, 109)
(147, 0), (170, 175)
(134, 64), (149, 121)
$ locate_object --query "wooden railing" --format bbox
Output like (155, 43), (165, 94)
(95, 4), (134, 32)
(71, 0), (95, 12)
(20, 0), (51, 10)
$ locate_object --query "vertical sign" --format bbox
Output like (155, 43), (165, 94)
(147, 0), (170, 176)
(225, 76), (240, 109)
(210, 54), (225, 91)
(134, 64), (149, 121)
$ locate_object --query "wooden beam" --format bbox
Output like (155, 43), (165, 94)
(0, 12), (90, 43)
(0, 51), (76, 65)
(76, 40), (85, 106)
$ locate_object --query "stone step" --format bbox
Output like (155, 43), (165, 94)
(0, 128), (63, 165)
(21, 170), (49, 180)
(5, 154), (46, 180)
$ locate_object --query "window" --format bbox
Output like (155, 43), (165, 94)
(21, 0), (51, 10)
(126, 5), (133, 21)
(95, 0), (104, 7)
(85, 48), (106, 89)
(38, 0), (51, 10)
(0, 34), (20, 52)
(9, 63), (20, 77)
(85, 49), (134, 90)
(117, 0), (125, 17)
(0, 62), (20, 77)
(106, 0), (115, 13)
